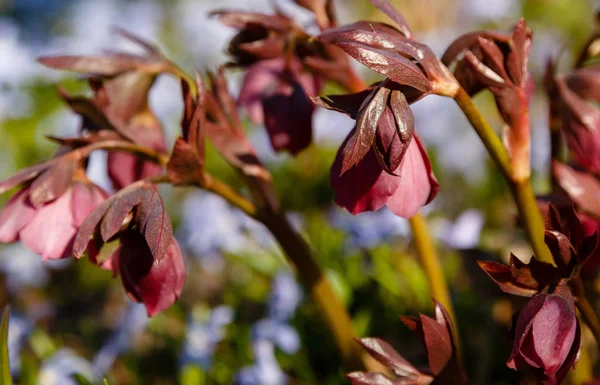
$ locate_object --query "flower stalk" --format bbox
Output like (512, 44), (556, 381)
(453, 87), (553, 263)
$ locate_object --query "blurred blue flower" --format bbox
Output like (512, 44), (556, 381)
(235, 340), (287, 385)
(329, 207), (410, 250)
(0, 245), (49, 292)
(439, 209), (484, 250)
(38, 349), (96, 385)
(180, 305), (234, 369)
(252, 319), (299, 355)
(92, 304), (148, 375)
(267, 272), (302, 322)
(7, 312), (33, 375)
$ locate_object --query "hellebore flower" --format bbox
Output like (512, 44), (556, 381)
(238, 58), (321, 154)
(72, 181), (184, 316)
(507, 286), (581, 384)
(116, 232), (186, 316)
(0, 159), (108, 261)
(331, 133), (438, 218)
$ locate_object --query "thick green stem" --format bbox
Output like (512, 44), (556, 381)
(409, 213), (460, 350)
(453, 87), (553, 263)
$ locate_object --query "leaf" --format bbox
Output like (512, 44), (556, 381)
(38, 53), (168, 76)
(356, 338), (418, 376)
(0, 162), (52, 195)
(544, 230), (577, 271)
(369, 0), (412, 38)
(181, 73), (206, 157)
(420, 314), (452, 375)
(340, 83), (390, 175)
(167, 138), (204, 186)
(210, 10), (291, 31)
(441, 31), (509, 66)
(565, 68), (600, 102)
(100, 185), (145, 242)
(505, 19), (531, 88)
(29, 157), (76, 207)
(477, 260), (539, 297)
(73, 198), (114, 258)
(347, 372), (395, 385)
(313, 88), (374, 119)
(553, 161), (600, 218)
(135, 185), (174, 261)
(1, 307), (11, 385)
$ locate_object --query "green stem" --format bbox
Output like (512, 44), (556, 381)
(453, 87), (553, 263)
(409, 213), (460, 351)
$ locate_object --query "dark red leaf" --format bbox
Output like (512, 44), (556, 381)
(346, 372), (395, 385)
(135, 184), (174, 261)
(100, 184), (145, 242)
(420, 314), (452, 375)
(355, 338), (419, 376)
(72, 198), (114, 258)
(477, 260), (539, 297)
(313, 88), (374, 119)
(167, 138), (204, 186)
(544, 230), (577, 272)
(0, 162), (52, 195)
(210, 10), (291, 31)
(340, 83), (390, 175)
(369, 0), (412, 38)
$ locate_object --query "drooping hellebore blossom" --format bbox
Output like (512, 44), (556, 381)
(443, 19), (533, 180)
(72, 181), (184, 316)
(238, 58), (321, 154)
(507, 286), (581, 385)
(115, 232), (185, 316)
(318, 81), (438, 218)
(0, 157), (107, 261)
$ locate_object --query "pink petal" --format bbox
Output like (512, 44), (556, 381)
(0, 187), (36, 243)
(19, 189), (77, 260)
(238, 58), (284, 124)
(107, 152), (163, 190)
(386, 136), (438, 218)
(331, 139), (401, 214)
(71, 182), (109, 225)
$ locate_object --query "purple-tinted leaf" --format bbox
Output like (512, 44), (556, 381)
(210, 10), (291, 31)
(464, 51), (505, 88)
(72, 198), (114, 258)
(100, 185), (145, 242)
(433, 302), (458, 351)
(556, 77), (600, 133)
(38, 53), (169, 76)
(112, 26), (161, 56)
(369, 0), (412, 38)
(553, 162), (600, 218)
(58, 87), (116, 132)
(167, 138), (204, 186)
(340, 83), (390, 175)
(565, 69), (600, 102)
(477, 37), (509, 80)
(181, 73), (206, 157)
(208, 68), (243, 135)
(313, 88), (374, 119)
(0, 162), (52, 195)
(544, 230), (577, 272)
(505, 19), (530, 88)
(28, 158), (76, 207)
(346, 372), (395, 385)
(420, 314), (452, 375)
(355, 338), (419, 376)
(477, 260), (539, 297)
(441, 31), (509, 66)
(135, 184), (174, 261)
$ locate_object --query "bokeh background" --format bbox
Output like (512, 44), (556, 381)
(0, 0), (597, 384)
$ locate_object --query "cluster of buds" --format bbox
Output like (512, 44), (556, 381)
(479, 206), (598, 383)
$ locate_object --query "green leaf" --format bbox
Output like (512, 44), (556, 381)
(1, 306), (13, 385)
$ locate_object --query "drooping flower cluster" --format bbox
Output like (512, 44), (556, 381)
(479, 206), (598, 384)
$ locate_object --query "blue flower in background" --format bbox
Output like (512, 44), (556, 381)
(92, 304), (149, 375)
(0, 245), (48, 292)
(38, 349), (96, 385)
(180, 305), (234, 369)
(235, 340), (287, 385)
(236, 272), (302, 385)
(439, 209), (484, 250)
(329, 207), (410, 250)
(7, 312), (33, 375)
